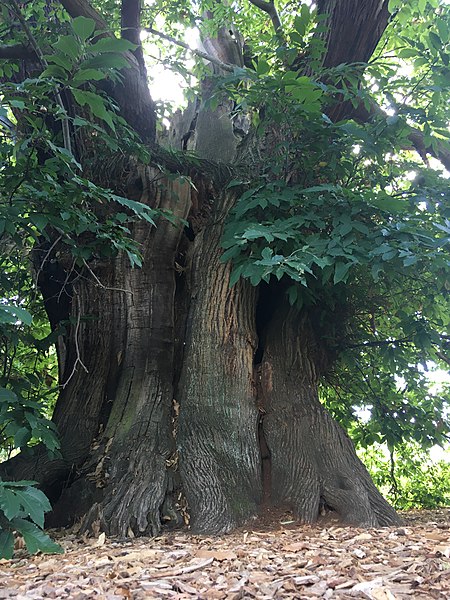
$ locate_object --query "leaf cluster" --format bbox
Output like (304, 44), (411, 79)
(0, 480), (62, 559)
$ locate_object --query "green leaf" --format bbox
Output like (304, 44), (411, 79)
(333, 261), (352, 284)
(0, 487), (21, 521)
(9, 99), (25, 109)
(0, 305), (32, 326)
(226, 179), (244, 189)
(72, 69), (107, 85)
(89, 38), (137, 54)
(436, 19), (449, 43)
(72, 16), (96, 41)
(71, 89), (116, 131)
(44, 54), (73, 71)
(0, 530), (14, 560)
(112, 196), (156, 225)
(53, 35), (81, 60)
(229, 264), (244, 287)
(29, 213), (49, 231)
(256, 59), (270, 76)
(367, 193), (407, 213)
(11, 518), (63, 555)
(80, 54), (129, 70)
(397, 48), (418, 59)
(40, 65), (68, 80)
(428, 32), (442, 51)
(16, 487), (51, 528)
(14, 426), (32, 448)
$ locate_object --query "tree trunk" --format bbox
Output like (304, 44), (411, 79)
(177, 192), (262, 533)
(3, 173), (192, 536)
(1, 0), (407, 537)
(259, 294), (401, 527)
(77, 175), (191, 536)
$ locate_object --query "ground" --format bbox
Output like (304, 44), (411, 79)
(0, 509), (448, 599)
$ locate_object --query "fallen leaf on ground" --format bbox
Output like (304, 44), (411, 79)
(0, 508), (447, 599)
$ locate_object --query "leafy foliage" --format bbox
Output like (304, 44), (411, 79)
(0, 303), (62, 558)
(360, 443), (450, 510)
(213, 2), (450, 464)
(0, 480), (63, 558)
(0, 0), (449, 540)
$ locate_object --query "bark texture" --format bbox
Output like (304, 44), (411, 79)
(78, 175), (191, 536)
(260, 297), (401, 527)
(177, 193), (262, 533)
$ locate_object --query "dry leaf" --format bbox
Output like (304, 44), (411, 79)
(353, 533), (373, 541)
(283, 542), (306, 552)
(371, 588), (398, 600)
(196, 549), (237, 561)
(0, 508), (447, 600)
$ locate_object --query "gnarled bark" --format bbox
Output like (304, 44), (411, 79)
(260, 295), (401, 527)
(0, 0), (407, 536)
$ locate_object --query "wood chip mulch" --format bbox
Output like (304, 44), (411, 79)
(0, 509), (448, 599)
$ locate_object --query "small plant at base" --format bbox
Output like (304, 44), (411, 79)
(0, 480), (63, 559)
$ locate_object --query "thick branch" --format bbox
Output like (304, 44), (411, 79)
(408, 129), (450, 172)
(59, 0), (108, 31)
(59, 0), (156, 142)
(317, 0), (390, 68)
(121, 0), (145, 72)
(248, 0), (283, 35)
(342, 99), (450, 172)
(0, 43), (35, 59)
(314, 1), (449, 170)
(144, 27), (235, 73)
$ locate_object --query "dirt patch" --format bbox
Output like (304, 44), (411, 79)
(0, 509), (448, 599)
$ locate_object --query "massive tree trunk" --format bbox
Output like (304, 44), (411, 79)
(0, 0), (406, 534)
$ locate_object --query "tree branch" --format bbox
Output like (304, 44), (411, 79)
(248, 0), (283, 35)
(314, 1), (450, 170)
(435, 351), (450, 368)
(8, 0), (72, 154)
(58, 0), (156, 142)
(59, 0), (109, 32)
(121, 0), (145, 72)
(317, 0), (391, 68)
(144, 27), (235, 73)
(0, 43), (36, 60)
(339, 99), (450, 172)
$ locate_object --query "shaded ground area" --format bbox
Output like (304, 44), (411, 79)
(0, 509), (448, 599)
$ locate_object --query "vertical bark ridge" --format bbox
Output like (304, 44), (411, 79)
(178, 193), (262, 533)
